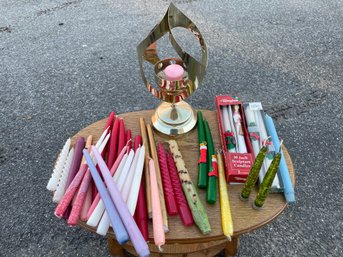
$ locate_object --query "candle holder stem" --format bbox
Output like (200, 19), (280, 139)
(152, 101), (197, 135)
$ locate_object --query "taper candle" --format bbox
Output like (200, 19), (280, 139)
(139, 117), (152, 219)
(203, 120), (217, 204)
(254, 147), (282, 209)
(217, 152), (233, 240)
(127, 145), (146, 215)
(221, 106), (236, 153)
(53, 148), (74, 203)
(106, 118), (120, 168)
(157, 143), (178, 215)
(96, 150), (134, 235)
(264, 114), (295, 203)
(149, 158), (165, 252)
(166, 152), (193, 227)
(146, 124), (168, 232)
(197, 111), (208, 188)
(47, 138), (71, 191)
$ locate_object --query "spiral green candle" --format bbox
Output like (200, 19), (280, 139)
(240, 146), (267, 201)
(254, 152), (281, 209)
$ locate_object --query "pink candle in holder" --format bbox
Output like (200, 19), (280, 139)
(164, 64), (184, 81)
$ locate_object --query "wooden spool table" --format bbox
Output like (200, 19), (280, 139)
(68, 109), (295, 257)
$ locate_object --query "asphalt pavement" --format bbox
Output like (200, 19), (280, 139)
(0, 0), (342, 256)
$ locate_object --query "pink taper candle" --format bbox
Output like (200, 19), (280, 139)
(92, 148), (150, 257)
(149, 158), (165, 252)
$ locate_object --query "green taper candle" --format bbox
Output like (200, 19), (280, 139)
(240, 146), (268, 201)
(197, 111), (208, 189)
(254, 151), (281, 209)
(203, 120), (217, 204)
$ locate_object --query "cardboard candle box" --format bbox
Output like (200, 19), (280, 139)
(215, 95), (255, 183)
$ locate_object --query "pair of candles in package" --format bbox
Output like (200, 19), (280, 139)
(47, 112), (150, 257)
(217, 96), (295, 204)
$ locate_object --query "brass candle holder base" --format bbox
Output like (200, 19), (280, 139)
(152, 101), (197, 136)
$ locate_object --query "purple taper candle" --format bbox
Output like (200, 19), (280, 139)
(83, 150), (129, 244)
(63, 136), (85, 219)
(92, 148), (150, 257)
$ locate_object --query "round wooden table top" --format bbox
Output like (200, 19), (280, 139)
(71, 109), (295, 244)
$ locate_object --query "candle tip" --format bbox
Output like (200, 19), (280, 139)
(158, 245), (164, 252)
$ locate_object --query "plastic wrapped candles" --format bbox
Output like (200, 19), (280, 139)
(232, 105), (247, 153)
(221, 106), (236, 153)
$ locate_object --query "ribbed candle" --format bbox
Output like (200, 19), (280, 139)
(166, 152), (193, 227)
(47, 138), (71, 191)
(157, 143), (178, 216)
(53, 148), (74, 203)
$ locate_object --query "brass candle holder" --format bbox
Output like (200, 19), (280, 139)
(137, 3), (208, 136)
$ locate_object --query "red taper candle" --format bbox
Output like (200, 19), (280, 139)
(166, 152), (194, 226)
(106, 118), (120, 168)
(102, 111), (115, 160)
(126, 130), (132, 152)
(157, 144), (178, 216)
(117, 119), (126, 156)
(133, 135), (148, 241)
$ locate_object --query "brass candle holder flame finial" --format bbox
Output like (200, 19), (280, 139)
(137, 3), (208, 136)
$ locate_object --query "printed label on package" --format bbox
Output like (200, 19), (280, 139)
(249, 102), (263, 111)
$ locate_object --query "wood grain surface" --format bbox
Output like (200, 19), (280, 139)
(70, 109), (295, 244)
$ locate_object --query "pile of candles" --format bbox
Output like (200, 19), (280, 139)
(47, 112), (150, 256)
(47, 112), (221, 255)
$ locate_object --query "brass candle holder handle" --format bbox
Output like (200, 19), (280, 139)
(137, 3), (208, 136)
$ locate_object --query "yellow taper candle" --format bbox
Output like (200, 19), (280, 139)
(217, 151), (234, 240)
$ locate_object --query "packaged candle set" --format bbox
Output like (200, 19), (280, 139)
(243, 102), (282, 192)
(215, 95), (255, 183)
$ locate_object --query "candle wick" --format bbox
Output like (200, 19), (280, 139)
(158, 245), (163, 252)
(263, 136), (271, 147)
(278, 139), (284, 153)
